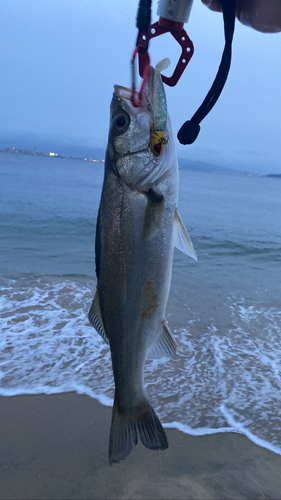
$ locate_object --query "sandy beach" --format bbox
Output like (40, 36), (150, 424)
(0, 393), (280, 500)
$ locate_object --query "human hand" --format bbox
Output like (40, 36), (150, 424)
(201, 0), (281, 33)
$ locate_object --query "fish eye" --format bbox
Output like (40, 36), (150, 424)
(113, 114), (130, 132)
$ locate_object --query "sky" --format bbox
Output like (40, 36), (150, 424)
(0, 0), (280, 174)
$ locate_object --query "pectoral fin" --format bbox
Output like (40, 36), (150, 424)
(88, 290), (109, 345)
(146, 321), (178, 359)
(174, 209), (197, 261)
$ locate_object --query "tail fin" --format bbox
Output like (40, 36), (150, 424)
(109, 397), (168, 465)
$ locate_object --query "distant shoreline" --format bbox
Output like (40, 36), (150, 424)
(0, 147), (104, 163)
(266, 173), (281, 179)
(1, 147), (280, 177)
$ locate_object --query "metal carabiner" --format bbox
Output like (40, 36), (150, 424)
(131, 46), (150, 107)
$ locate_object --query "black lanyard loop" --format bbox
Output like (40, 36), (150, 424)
(136, 0), (152, 53)
(177, 0), (236, 145)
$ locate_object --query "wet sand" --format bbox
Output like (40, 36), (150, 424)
(1, 393), (281, 500)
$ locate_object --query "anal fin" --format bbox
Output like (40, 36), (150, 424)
(146, 320), (178, 359)
(88, 290), (109, 344)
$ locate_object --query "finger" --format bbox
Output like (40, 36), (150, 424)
(237, 0), (281, 33)
(201, 0), (222, 13)
(202, 0), (281, 33)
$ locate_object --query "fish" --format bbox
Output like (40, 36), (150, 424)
(88, 59), (197, 465)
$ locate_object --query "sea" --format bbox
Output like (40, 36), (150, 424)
(1, 153), (281, 455)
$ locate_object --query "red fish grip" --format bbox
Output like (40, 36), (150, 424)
(138, 18), (194, 87)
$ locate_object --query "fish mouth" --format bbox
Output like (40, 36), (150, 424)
(114, 80), (153, 111)
(121, 147), (150, 158)
(114, 85), (133, 102)
(114, 85), (144, 107)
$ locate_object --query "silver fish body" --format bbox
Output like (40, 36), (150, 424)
(89, 68), (196, 465)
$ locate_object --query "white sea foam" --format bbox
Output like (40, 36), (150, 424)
(163, 421), (240, 436)
(0, 275), (115, 403)
(163, 411), (281, 456)
(0, 383), (114, 407)
(220, 404), (281, 456)
(1, 275), (281, 456)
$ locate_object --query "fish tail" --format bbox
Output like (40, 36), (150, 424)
(108, 396), (168, 465)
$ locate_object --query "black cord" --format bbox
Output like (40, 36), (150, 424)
(177, 0), (236, 145)
(136, 0), (152, 53)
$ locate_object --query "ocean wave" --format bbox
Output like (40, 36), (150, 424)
(195, 236), (281, 261)
(1, 275), (281, 455)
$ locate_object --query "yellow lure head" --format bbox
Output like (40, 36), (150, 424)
(150, 127), (168, 157)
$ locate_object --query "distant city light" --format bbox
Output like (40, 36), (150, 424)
(0, 147), (105, 164)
